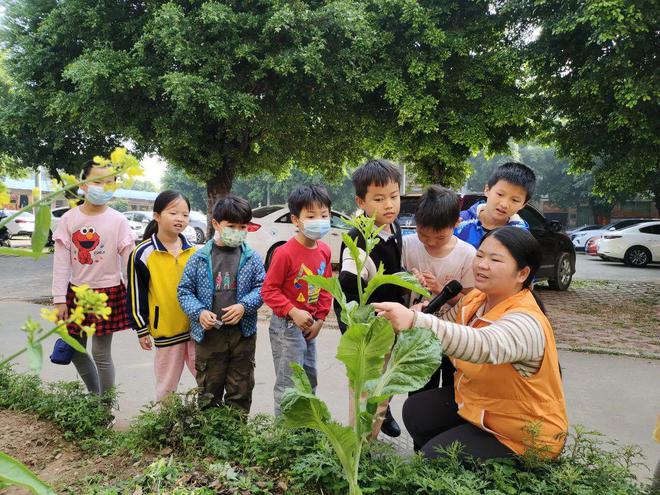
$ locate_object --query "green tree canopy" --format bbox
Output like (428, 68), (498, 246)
(2, 0), (531, 209)
(508, 0), (660, 210)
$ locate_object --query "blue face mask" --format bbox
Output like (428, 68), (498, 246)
(301, 219), (331, 240)
(85, 185), (114, 206)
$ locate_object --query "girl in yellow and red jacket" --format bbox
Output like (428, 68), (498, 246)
(127, 190), (197, 401)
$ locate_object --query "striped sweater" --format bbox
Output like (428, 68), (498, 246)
(413, 302), (546, 377)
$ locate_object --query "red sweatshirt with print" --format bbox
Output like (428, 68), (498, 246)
(261, 237), (333, 320)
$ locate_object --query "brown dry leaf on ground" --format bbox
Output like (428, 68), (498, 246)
(0, 410), (142, 495)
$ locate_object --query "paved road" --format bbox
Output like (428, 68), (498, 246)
(2, 300), (659, 481)
(1, 252), (659, 480)
(573, 251), (660, 282)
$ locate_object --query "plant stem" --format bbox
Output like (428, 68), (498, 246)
(0, 323), (67, 367)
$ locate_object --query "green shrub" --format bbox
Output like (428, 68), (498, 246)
(0, 366), (114, 445)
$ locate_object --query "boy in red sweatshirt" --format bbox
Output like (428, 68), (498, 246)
(261, 185), (333, 415)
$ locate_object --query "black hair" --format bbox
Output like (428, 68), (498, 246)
(288, 185), (331, 217)
(80, 159), (116, 181)
(479, 226), (546, 313)
(415, 186), (461, 231)
(352, 159), (401, 199)
(212, 194), (252, 224)
(143, 190), (191, 240)
(487, 162), (536, 201)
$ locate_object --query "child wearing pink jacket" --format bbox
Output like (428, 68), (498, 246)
(52, 161), (134, 395)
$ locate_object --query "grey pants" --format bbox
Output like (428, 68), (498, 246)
(269, 315), (317, 416)
(71, 333), (115, 395)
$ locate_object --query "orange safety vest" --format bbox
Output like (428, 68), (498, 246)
(452, 289), (568, 458)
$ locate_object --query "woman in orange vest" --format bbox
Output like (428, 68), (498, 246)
(374, 227), (568, 461)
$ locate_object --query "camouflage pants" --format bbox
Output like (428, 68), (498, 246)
(194, 326), (256, 412)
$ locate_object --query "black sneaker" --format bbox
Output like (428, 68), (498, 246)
(380, 406), (401, 438)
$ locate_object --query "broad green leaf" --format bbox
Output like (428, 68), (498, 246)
(340, 300), (359, 326)
(31, 205), (51, 255)
(26, 341), (43, 372)
(336, 317), (394, 391)
(0, 451), (56, 495)
(341, 232), (363, 273)
(351, 303), (375, 324)
(302, 274), (346, 313)
(58, 332), (87, 354)
(368, 327), (442, 399)
(362, 271), (431, 303)
(280, 364), (357, 479)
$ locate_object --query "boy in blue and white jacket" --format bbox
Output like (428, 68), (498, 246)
(178, 195), (265, 412)
(455, 162), (535, 249)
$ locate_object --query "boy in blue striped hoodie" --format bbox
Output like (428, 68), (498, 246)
(455, 162), (536, 248)
(178, 195), (265, 412)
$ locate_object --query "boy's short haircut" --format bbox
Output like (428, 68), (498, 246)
(352, 159), (401, 199)
(487, 162), (536, 201)
(80, 159), (116, 181)
(212, 195), (252, 224)
(288, 185), (332, 217)
(415, 186), (461, 231)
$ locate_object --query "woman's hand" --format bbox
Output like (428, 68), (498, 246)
(372, 302), (415, 332)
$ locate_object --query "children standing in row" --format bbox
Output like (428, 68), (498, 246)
(52, 161), (135, 395)
(261, 186), (333, 416)
(178, 196), (265, 412)
(127, 190), (197, 401)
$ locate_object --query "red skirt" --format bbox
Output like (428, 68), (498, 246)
(66, 283), (130, 336)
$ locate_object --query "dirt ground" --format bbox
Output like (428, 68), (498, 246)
(0, 410), (143, 495)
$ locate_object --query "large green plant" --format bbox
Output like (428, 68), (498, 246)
(280, 216), (442, 495)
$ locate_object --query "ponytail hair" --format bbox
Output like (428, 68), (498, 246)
(142, 190), (191, 242)
(479, 226), (546, 314)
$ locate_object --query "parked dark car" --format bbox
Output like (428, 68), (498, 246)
(399, 193), (576, 290)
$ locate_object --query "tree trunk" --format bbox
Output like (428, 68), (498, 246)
(205, 167), (236, 239)
(589, 198), (614, 225)
(652, 173), (660, 218)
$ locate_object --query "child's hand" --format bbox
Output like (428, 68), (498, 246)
(411, 268), (426, 287)
(421, 271), (442, 294)
(303, 319), (323, 341)
(410, 300), (429, 312)
(139, 335), (153, 350)
(221, 304), (245, 325)
(289, 307), (314, 330)
(199, 310), (218, 330)
(54, 303), (68, 321)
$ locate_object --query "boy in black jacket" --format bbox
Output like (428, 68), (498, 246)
(336, 159), (405, 438)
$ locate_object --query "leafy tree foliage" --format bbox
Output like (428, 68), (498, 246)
(2, 0), (531, 209)
(507, 0), (660, 210)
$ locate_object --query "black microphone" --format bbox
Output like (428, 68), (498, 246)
(422, 280), (463, 314)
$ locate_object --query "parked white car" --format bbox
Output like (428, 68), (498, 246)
(246, 205), (351, 267)
(597, 221), (660, 267)
(0, 209), (35, 238)
(122, 210), (198, 245)
(571, 218), (654, 251)
(188, 210), (208, 244)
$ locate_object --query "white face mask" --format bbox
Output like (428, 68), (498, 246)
(214, 226), (246, 247)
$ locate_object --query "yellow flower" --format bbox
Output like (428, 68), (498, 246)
(110, 147), (127, 163)
(61, 173), (77, 185)
(32, 187), (41, 200)
(40, 308), (59, 323)
(51, 178), (62, 189)
(126, 165), (143, 178)
(81, 323), (96, 337)
(92, 156), (110, 167)
(0, 187), (9, 207)
(68, 198), (79, 209)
